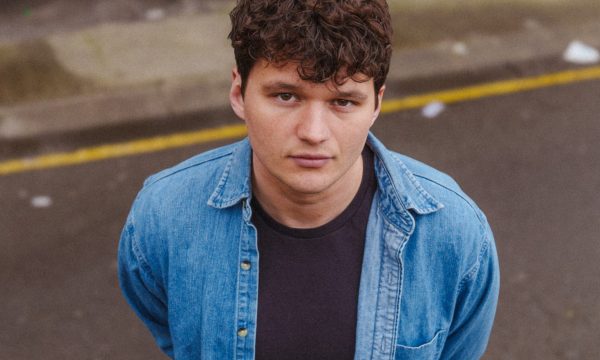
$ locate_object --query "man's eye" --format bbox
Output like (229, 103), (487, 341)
(334, 99), (354, 107)
(276, 93), (294, 101)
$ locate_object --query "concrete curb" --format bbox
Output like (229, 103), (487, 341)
(0, 78), (230, 139)
(1, 17), (600, 141)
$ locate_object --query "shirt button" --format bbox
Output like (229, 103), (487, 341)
(237, 328), (248, 337)
(240, 261), (251, 271)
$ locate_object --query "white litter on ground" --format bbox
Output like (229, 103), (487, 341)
(421, 101), (446, 119)
(451, 42), (469, 56)
(145, 8), (166, 21)
(563, 40), (600, 64)
(31, 196), (53, 208)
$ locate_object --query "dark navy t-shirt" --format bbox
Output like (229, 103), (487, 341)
(252, 147), (377, 359)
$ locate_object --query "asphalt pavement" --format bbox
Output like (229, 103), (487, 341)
(1, 0), (600, 359)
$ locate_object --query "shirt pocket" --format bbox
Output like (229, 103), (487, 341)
(394, 329), (446, 360)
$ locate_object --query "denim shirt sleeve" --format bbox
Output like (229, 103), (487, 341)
(440, 222), (500, 359)
(118, 212), (174, 358)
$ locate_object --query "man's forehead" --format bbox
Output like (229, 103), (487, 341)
(250, 59), (373, 92)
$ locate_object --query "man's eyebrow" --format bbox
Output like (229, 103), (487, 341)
(261, 82), (369, 100)
(334, 90), (368, 100)
(261, 82), (301, 92)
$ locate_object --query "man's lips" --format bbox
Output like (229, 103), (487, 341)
(289, 154), (332, 168)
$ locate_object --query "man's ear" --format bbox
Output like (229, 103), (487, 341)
(371, 85), (386, 125)
(230, 67), (246, 120)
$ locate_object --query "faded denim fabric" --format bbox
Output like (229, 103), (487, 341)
(118, 133), (500, 360)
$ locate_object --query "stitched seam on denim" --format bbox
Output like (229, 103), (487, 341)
(433, 329), (447, 358)
(143, 150), (233, 189)
(128, 220), (164, 301)
(362, 203), (384, 360)
(393, 154), (441, 212)
(456, 229), (490, 296)
(209, 142), (253, 208)
(372, 217), (407, 360)
(128, 197), (152, 274)
(375, 156), (397, 202)
(234, 215), (251, 360)
(368, 205), (386, 360)
(391, 154), (432, 208)
(127, 195), (166, 300)
(389, 234), (407, 360)
(396, 328), (447, 350)
(383, 232), (400, 359)
(413, 173), (488, 226)
(247, 219), (259, 358)
(374, 156), (411, 221)
(208, 152), (235, 206)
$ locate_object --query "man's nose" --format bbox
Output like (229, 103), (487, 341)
(295, 103), (331, 144)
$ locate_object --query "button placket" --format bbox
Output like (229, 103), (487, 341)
(235, 215), (258, 358)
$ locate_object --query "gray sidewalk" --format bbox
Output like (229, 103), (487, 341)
(1, 0), (600, 140)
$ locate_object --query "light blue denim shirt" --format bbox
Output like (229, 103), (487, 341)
(118, 133), (499, 360)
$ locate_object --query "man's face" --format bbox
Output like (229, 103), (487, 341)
(230, 59), (384, 197)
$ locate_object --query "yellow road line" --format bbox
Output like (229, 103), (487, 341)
(2, 65), (600, 176)
(381, 66), (600, 113)
(0, 124), (248, 175)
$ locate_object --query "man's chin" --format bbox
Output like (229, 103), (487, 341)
(282, 177), (337, 197)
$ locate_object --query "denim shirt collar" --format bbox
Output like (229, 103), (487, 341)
(207, 138), (253, 209)
(208, 134), (444, 215)
(366, 133), (444, 215)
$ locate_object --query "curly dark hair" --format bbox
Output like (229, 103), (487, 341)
(228, 0), (393, 95)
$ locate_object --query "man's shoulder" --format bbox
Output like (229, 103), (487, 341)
(381, 150), (491, 250)
(395, 153), (485, 219)
(393, 153), (461, 192)
(369, 135), (467, 210)
(383, 151), (495, 282)
(129, 140), (246, 215)
(122, 141), (248, 261)
(142, 141), (240, 190)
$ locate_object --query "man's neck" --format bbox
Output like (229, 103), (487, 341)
(251, 156), (364, 229)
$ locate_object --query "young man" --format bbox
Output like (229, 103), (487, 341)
(118, 1), (500, 359)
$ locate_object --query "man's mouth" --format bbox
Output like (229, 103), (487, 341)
(290, 154), (332, 168)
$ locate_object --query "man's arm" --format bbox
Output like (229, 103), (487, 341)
(118, 217), (173, 357)
(441, 228), (500, 359)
